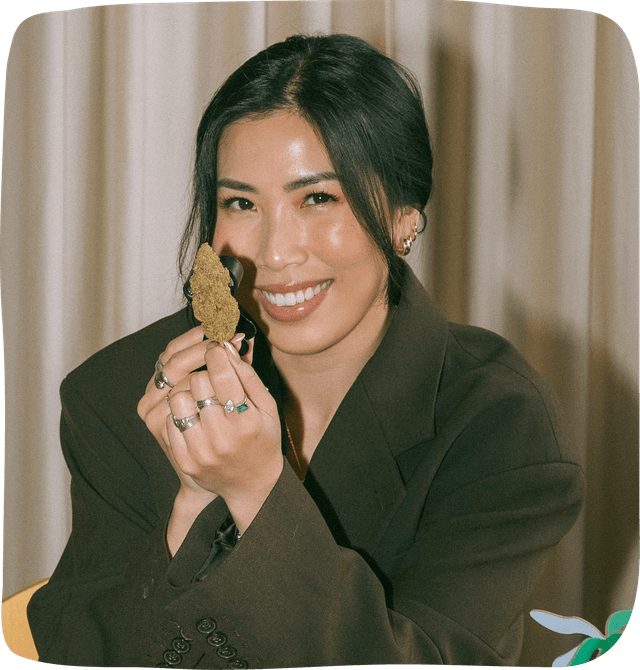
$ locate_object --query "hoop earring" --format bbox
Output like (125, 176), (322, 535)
(397, 219), (419, 256)
(401, 237), (413, 255)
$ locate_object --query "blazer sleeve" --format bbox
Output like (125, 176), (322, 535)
(27, 377), (174, 664)
(116, 360), (584, 670)
(153, 455), (583, 669)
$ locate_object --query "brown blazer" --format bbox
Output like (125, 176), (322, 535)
(28, 266), (585, 667)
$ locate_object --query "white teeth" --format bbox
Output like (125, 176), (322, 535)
(262, 280), (332, 307)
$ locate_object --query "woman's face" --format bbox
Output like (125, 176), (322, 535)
(212, 112), (391, 358)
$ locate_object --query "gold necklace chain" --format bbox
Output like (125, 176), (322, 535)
(284, 417), (303, 475)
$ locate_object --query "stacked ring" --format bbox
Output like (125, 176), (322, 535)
(197, 396), (219, 410)
(235, 396), (249, 414)
(155, 369), (174, 390)
(155, 352), (166, 374)
(172, 414), (200, 432)
(222, 396), (249, 414)
(197, 395), (249, 414)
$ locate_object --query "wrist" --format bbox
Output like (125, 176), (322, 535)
(167, 487), (218, 556)
(224, 456), (284, 535)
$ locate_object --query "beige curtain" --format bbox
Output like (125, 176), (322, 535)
(2, 1), (637, 664)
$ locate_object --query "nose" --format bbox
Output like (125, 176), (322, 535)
(256, 205), (308, 272)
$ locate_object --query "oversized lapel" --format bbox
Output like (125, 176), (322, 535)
(303, 265), (449, 557)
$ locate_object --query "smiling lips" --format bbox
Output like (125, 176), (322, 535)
(257, 279), (333, 322)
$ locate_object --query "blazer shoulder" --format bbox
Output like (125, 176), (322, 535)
(436, 322), (581, 469)
(61, 308), (193, 408)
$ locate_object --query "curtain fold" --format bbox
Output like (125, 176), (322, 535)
(2, 2), (637, 665)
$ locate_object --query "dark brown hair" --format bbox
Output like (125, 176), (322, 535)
(180, 33), (433, 305)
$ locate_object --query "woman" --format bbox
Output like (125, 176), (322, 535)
(28, 34), (584, 667)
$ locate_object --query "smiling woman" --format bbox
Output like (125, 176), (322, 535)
(26, 33), (585, 668)
(214, 112), (403, 362)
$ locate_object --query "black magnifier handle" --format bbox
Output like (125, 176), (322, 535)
(220, 256), (244, 296)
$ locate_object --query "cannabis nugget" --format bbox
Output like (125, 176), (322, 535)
(190, 244), (240, 344)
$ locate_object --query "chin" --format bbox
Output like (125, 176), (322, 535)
(262, 320), (339, 357)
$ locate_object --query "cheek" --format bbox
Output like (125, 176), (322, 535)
(212, 224), (242, 257)
(212, 225), (261, 274)
(320, 218), (381, 269)
(212, 224), (259, 307)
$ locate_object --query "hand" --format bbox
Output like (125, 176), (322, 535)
(166, 341), (282, 534)
(137, 326), (256, 552)
(138, 326), (222, 500)
(137, 326), (282, 549)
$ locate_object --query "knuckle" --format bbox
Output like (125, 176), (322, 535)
(205, 344), (228, 367)
(189, 370), (209, 389)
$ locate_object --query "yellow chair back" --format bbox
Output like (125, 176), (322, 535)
(2, 578), (49, 660)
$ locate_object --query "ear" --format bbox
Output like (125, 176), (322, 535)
(392, 206), (421, 255)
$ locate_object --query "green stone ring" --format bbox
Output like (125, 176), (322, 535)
(222, 395), (249, 414)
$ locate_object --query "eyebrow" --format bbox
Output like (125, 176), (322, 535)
(217, 171), (339, 194)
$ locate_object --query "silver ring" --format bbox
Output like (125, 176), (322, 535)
(196, 396), (219, 410)
(155, 352), (166, 374)
(155, 369), (174, 390)
(172, 413), (200, 432)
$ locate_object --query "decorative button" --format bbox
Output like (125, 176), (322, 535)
(196, 618), (217, 634)
(163, 650), (182, 666)
(156, 664), (170, 668)
(217, 645), (237, 659)
(207, 631), (228, 647)
(228, 659), (249, 669)
(172, 637), (191, 654)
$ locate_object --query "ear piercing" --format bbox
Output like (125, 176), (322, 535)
(398, 221), (419, 256)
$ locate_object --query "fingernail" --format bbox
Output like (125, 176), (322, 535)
(230, 332), (246, 347)
(223, 341), (241, 360)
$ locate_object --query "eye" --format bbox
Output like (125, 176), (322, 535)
(302, 191), (339, 207)
(220, 197), (256, 211)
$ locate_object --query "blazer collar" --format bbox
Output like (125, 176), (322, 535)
(301, 264), (449, 555)
(360, 265), (449, 455)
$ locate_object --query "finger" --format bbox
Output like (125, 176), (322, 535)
(142, 393), (173, 447)
(165, 390), (222, 481)
(164, 325), (206, 360)
(223, 341), (275, 415)
(204, 343), (247, 413)
(159, 337), (209, 388)
(166, 390), (206, 458)
(189, 370), (217, 408)
(168, 389), (201, 426)
(143, 325), (206, 392)
(167, 372), (196, 397)
(165, 413), (200, 478)
(143, 336), (209, 400)
(230, 331), (254, 365)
